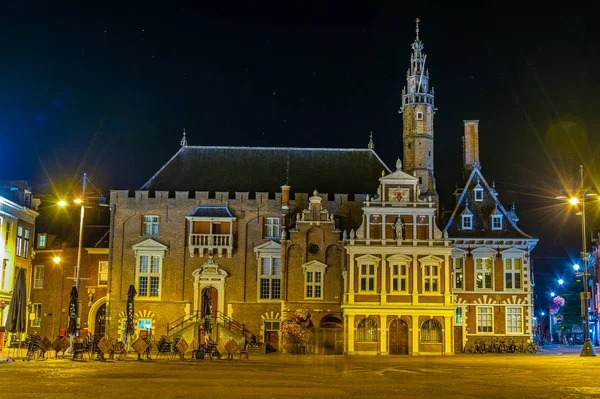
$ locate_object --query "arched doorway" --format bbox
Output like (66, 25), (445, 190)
(389, 318), (409, 355)
(320, 315), (344, 354)
(94, 303), (106, 337)
(201, 287), (218, 318)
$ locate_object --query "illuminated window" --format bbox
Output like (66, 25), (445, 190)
(16, 226), (23, 257)
(477, 306), (493, 333)
(453, 257), (464, 290)
(455, 307), (464, 324)
(137, 318), (152, 334)
(38, 234), (47, 248)
(475, 258), (493, 289)
(143, 215), (159, 236)
(390, 263), (408, 292)
(359, 264), (376, 292)
(98, 261), (109, 286)
(265, 217), (280, 239)
(23, 228), (30, 259)
(504, 258), (522, 289)
(34, 265), (44, 289)
(506, 307), (523, 334)
(137, 255), (162, 298)
(423, 264), (439, 293)
(31, 303), (42, 328)
(420, 319), (442, 343)
(356, 317), (378, 342)
(259, 256), (281, 300)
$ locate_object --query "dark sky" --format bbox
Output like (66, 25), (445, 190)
(2, 1), (600, 309)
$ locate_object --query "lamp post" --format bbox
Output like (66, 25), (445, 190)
(52, 256), (61, 338)
(567, 165), (597, 357)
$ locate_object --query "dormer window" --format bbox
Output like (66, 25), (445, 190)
(492, 215), (502, 230)
(416, 112), (423, 120)
(474, 183), (483, 201)
(462, 215), (473, 230)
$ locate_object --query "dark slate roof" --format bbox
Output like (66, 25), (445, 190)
(443, 168), (535, 240)
(141, 146), (391, 194)
(189, 206), (234, 218)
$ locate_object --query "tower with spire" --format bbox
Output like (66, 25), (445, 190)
(400, 18), (437, 200)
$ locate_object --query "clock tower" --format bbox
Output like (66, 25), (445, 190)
(400, 18), (438, 201)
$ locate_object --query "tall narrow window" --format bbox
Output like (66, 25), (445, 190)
(462, 215), (473, 230)
(34, 265), (44, 288)
(305, 270), (323, 299)
(143, 216), (159, 236)
(423, 264), (439, 293)
(138, 255), (161, 297)
(474, 187), (484, 201)
(38, 234), (47, 248)
(504, 258), (522, 289)
(16, 226), (23, 257)
(265, 217), (281, 239)
(359, 264), (376, 292)
(0, 259), (7, 290)
(477, 306), (493, 333)
(492, 215), (502, 230)
(475, 258), (493, 289)
(259, 256), (281, 300)
(23, 228), (30, 259)
(5, 221), (11, 243)
(31, 303), (42, 328)
(391, 264), (408, 292)
(98, 261), (109, 286)
(506, 307), (523, 334)
(453, 257), (464, 289)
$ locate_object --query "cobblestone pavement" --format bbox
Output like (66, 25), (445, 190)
(1, 349), (599, 399)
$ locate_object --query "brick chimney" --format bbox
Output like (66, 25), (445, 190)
(462, 120), (480, 179)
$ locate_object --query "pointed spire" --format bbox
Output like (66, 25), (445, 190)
(415, 17), (420, 41)
(180, 128), (187, 147)
(285, 150), (290, 185)
(368, 131), (375, 150)
(396, 158), (402, 171)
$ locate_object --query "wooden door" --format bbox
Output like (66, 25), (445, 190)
(454, 326), (463, 353)
(389, 319), (408, 355)
(201, 287), (218, 318)
(265, 331), (279, 353)
(94, 303), (106, 336)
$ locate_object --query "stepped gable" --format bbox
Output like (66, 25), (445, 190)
(140, 146), (391, 195)
(443, 168), (533, 240)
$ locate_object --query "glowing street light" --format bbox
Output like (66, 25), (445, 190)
(57, 200), (67, 207)
(569, 197), (580, 205)
(573, 264), (580, 272)
(551, 292), (555, 297)
(53, 256), (61, 264)
(541, 312), (545, 316)
(558, 279), (564, 285)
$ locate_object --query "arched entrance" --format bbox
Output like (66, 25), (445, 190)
(201, 287), (218, 318)
(320, 315), (344, 354)
(389, 318), (409, 355)
(94, 303), (106, 336)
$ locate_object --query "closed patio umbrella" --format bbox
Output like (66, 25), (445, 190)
(6, 268), (27, 335)
(67, 286), (78, 336)
(124, 285), (136, 343)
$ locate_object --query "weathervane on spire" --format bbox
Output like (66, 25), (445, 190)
(415, 18), (420, 40)
(368, 131), (375, 150)
(180, 128), (187, 147)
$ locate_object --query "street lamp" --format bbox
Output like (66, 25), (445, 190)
(561, 165), (597, 357)
(551, 292), (555, 297)
(52, 257), (61, 337)
(558, 279), (564, 285)
(573, 264), (580, 272)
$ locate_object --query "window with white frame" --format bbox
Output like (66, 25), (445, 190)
(474, 187), (483, 201)
(34, 265), (44, 289)
(475, 257), (493, 289)
(423, 264), (439, 293)
(98, 261), (109, 286)
(477, 306), (493, 333)
(416, 112), (423, 120)
(138, 318), (152, 333)
(38, 233), (47, 248)
(455, 307), (464, 324)
(31, 303), (42, 328)
(506, 307), (523, 334)
(143, 215), (159, 236)
(420, 319), (442, 343)
(265, 217), (281, 238)
(504, 257), (522, 289)
(16, 225), (23, 257)
(462, 215), (473, 230)
(390, 263), (408, 292)
(492, 215), (502, 230)
(359, 264), (376, 292)
(356, 317), (378, 342)
(138, 254), (162, 298)
(302, 261), (326, 299)
(23, 228), (30, 259)
(452, 257), (464, 290)
(259, 256), (281, 300)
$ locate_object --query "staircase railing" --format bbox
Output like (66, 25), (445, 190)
(166, 310), (201, 336)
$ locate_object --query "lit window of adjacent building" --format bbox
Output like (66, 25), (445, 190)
(356, 317), (378, 342)
(137, 318), (152, 334)
(38, 233), (47, 248)
(423, 264), (439, 293)
(492, 215), (502, 230)
(475, 258), (493, 289)
(455, 307), (464, 324)
(143, 215), (159, 236)
(23, 228), (30, 259)
(259, 256), (281, 300)
(16, 226), (23, 257)
(504, 257), (522, 290)
(506, 307), (523, 334)
(420, 319), (442, 343)
(390, 263), (408, 292)
(31, 303), (42, 328)
(305, 270), (323, 299)
(98, 261), (109, 286)
(452, 257), (464, 290)
(477, 306), (493, 333)
(462, 215), (472, 230)
(34, 265), (44, 289)
(137, 255), (162, 298)
(265, 217), (280, 239)
(359, 264), (376, 292)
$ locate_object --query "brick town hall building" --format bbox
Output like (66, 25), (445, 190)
(90, 21), (537, 355)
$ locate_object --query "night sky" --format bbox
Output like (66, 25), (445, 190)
(2, 2), (600, 309)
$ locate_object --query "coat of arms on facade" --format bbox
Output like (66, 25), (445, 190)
(388, 187), (410, 202)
